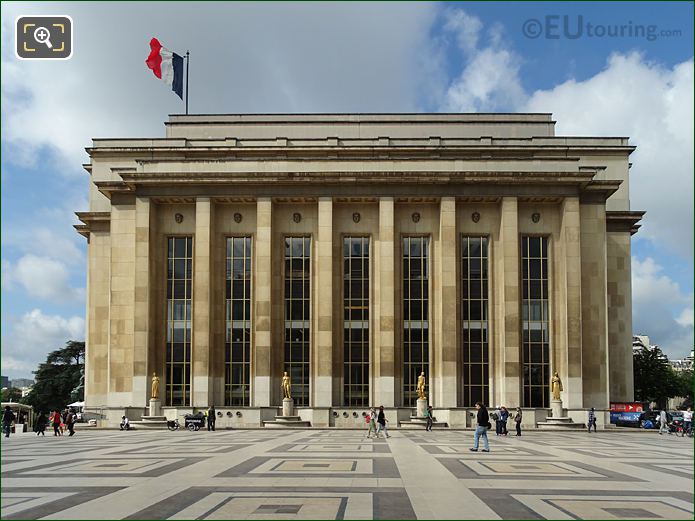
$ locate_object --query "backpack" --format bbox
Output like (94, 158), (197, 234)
(490, 412), (499, 421)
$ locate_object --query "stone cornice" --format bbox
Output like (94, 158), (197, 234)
(606, 210), (646, 235)
(74, 211), (110, 239)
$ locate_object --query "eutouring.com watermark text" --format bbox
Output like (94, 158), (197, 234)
(522, 15), (682, 42)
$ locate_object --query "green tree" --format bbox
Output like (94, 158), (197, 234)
(23, 341), (85, 414)
(1, 387), (22, 402)
(633, 346), (683, 408)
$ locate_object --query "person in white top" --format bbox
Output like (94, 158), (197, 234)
(682, 407), (692, 437)
(658, 409), (670, 435)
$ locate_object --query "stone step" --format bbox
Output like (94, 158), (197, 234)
(399, 421), (449, 429)
(129, 420), (169, 430)
(536, 420), (587, 430)
(140, 416), (167, 422)
(274, 416), (303, 422)
(263, 420), (312, 429)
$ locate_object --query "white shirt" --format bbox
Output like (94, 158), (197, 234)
(683, 410), (692, 422)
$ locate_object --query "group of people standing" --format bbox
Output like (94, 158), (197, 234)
(489, 405), (523, 436)
(365, 406), (391, 438)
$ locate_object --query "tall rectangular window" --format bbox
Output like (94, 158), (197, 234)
(402, 236), (430, 407)
(166, 236), (192, 406)
(343, 237), (369, 407)
(461, 236), (489, 407)
(521, 236), (550, 408)
(284, 237), (311, 406)
(225, 237), (252, 406)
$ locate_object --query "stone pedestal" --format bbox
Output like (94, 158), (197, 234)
(282, 398), (294, 417)
(537, 399), (586, 430)
(263, 398), (311, 428)
(416, 399), (427, 418)
(149, 398), (161, 417)
(550, 399), (563, 418)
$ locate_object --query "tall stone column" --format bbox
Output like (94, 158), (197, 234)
(314, 198), (333, 406)
(253, 198), (273, 406)
(192, 198), (212, 407)
(435, 197), (457, 407)
(581, 202), (610, 407)
(133, 197), (151, 405)
(496, 197), (521, 407)
(375, 197), (395, 406)
(560, 197), (583, 408)
(607, 231), (633, 402)
(108, 197), (136, 407)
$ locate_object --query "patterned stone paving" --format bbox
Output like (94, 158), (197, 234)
(1, 428), (692, 519)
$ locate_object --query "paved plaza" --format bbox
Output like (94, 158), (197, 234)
(1, 428), (693, 520)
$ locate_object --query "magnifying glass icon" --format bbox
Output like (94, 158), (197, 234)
(33, 26), (53, 49)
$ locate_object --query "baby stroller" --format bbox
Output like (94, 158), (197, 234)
(184, 413), (206, 431)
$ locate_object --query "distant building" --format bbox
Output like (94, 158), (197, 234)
(10, 378), (34, 389)
(0, 376), (8, 389)
(671, 350), (694, 372)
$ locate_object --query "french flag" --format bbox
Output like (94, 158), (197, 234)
(145, 38), (184, 100)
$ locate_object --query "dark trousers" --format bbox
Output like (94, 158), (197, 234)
(207, 421), (215, 431)
(501, 420), (508, 435)
(3, 423), (10, 437)
(426, 417), (433, 431)
(68, 423), (75, 436)
(516, 421), (522, 436)
(495, 420), (502, 435)
(53, 424), (61, 436)
(588, 419), (597, 432)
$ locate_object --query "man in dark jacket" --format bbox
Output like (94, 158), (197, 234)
(66, 410), (76, 436)
(207, 405), (216, 431)
(2, 406), (15, 438)
(469, 402), (490, 452)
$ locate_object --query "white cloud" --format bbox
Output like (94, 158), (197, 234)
(440, 10), (526, 112)
(2, 2), (439, 175)
(524, 53), (694, 259)
(1, 309), (84, 378)
(3, 254), (85, 302)
(632, 257), (694, 359)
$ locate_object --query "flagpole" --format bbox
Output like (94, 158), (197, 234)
(185, 50), (190, 114)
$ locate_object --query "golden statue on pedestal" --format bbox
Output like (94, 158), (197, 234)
(281, 371), (292, 400)
(551, 371), (563, 401)
(151, 372), (160, 400)
(416, 372), (427, 400)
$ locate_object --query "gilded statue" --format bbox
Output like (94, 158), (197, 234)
(416, 372), (427, 400)
(151, 372), (160, 400)
(281, 371), (292, 400)
(551, 371), (563, 401)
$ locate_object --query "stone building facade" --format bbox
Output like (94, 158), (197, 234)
(76, 114), (643, 427)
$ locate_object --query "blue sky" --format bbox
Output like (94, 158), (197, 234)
(2, 2), (693, 379)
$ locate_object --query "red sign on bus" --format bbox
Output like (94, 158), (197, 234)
(610, 402), (644, 412)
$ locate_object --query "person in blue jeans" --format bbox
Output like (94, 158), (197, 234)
(469, 402), (490, 452)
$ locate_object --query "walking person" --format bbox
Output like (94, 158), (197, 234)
(51, 410), (62, 436)
(207, 405), (216, 431)
(658, 409), (670, 435)
(587, 407), (597, 433)
(2, 406), (15, 438)
(425, 405), (434, 431)
(66, 409), (76, 437)
(469, 402), (490, 452)
(376, 405), (391, 438)
(513, 407), (522, 436)
(500, 406), (509, 436)
(682, 407), (692, 437)
(366, 407), (378, 438)
(35, 412), (47, 436)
